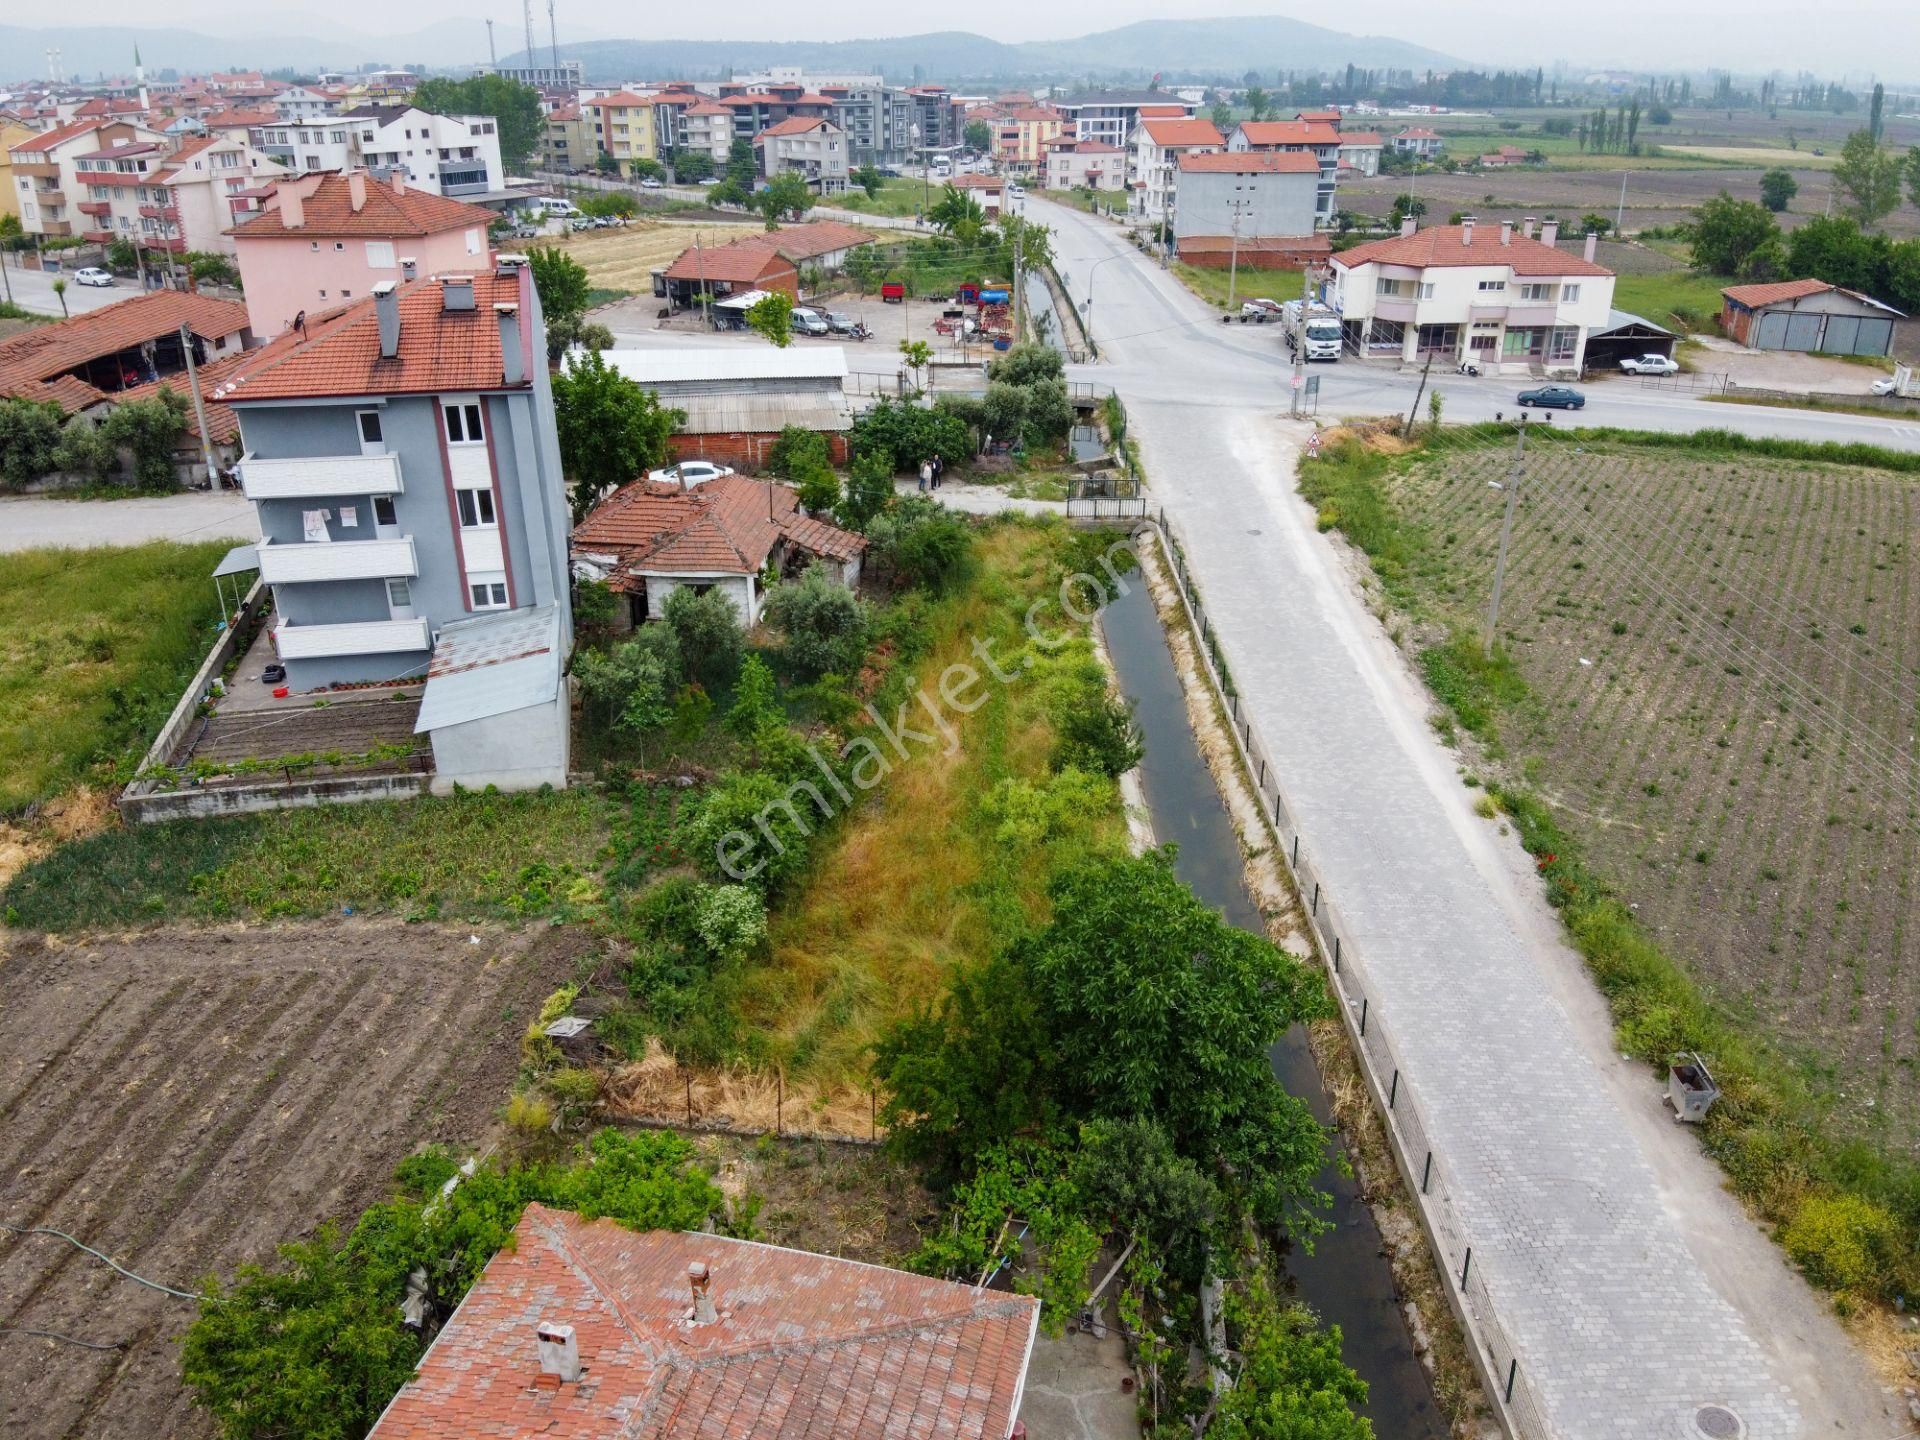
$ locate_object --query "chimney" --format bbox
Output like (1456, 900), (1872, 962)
(535, 1321), (583, 1384)
(372, 280), (400, 358)
(1522, 216), (1536, 240)
(688, 1260), (718, 1325)
(1399, 215), (1416, 237)
(1540, 218), (1559, 249)
(1460, 215), (1474, 245)
(347, 170), (366, 212)
(280, 186), (304, 229)
(1499, 219), (1512, 246)
(391, 168), (406, 195)
(441, 276), (475, 311)
(497, 302), (524, 385)
(400, 256), (418, 282)
(1584, 231), (1599, 264)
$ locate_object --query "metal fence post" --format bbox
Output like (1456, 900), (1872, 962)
(1311, 882), (1319, 914)
(1359, 996), (1368, 1035)
(1460, 1247), (1472, 1288)
(1291, 835), (1299, 866)
(776, 1071), (784, 1136)
(1504, 1358), (1517, 1404)
(1421, 1150), (1432, 1194)
(1333, 936), (1341, 971)
(1389, 1069), (1399, 1109)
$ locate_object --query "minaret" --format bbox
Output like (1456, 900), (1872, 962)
(134, 45), (145, 85)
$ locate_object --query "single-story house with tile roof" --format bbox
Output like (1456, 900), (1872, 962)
(657, 235), (800, 309)
(0, 289), (252, 406)
(1719, 278), (1904, 355)
(572, 473), (866, 628)
(366, 1204), (1039, 1440)
(585, 346), (854, 472)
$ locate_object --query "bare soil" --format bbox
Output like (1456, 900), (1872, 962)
(693, 1133), (936, 1269)
(0, 920), (589, 1440)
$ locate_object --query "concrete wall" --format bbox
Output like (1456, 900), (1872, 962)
(1173, 168), (1318, 241)
(666, 429), (849, 472)
(122, 770), (429, 823)
(428, 685), (570, 793)
(642, 571), (756, 625)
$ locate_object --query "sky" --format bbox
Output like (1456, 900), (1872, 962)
(54, 0), (1920, 79)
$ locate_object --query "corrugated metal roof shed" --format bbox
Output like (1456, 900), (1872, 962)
(589, 346), (849, 385)
(675, 392), (852, 435)
(414, 606), (560, 734)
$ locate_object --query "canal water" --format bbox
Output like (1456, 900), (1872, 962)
(1098, 577), (1447, 1438)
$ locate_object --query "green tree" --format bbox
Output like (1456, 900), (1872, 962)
(794, 460), (839, 514)
(1244, 86), (1271, 122)
(1759, 167), (1799, 213)
(51, 278), (67, 318)
(107, 237), (140, 273)
(1211, 1268), (1371, 1440)
(102, 390), (189, 489)
(1833, 128), (1902, 227)
(1578, 211), (1612, 238)
(411, 74), (543, 171)
(1210, 100), (1234, 133)
(724, 653), (784, 740)
(1784, 215), (1880, 292)
(1907, 147), (1920, 212)
(184, 250), (240, 289)
(673, 150), (715, 182)
(551, 350), (684, 519)
(745, 290), (795, 347)
(898, 338), (932, 390)
(927, 183), (984, 234)
(1869, 82), (1886, 142)
(852, 163), (883, 199)
(1688, 191), (1780, 275)
(762, 565), (868, 677)
(835, 449), (896, 531)
(725, 138), (756, 192)
(573, 630), (678, 737)
(0, 398), (66, 489)
(863, 494), (973, 592)
(528, 244), (591, 326)
(757, 172), (813, 228)
(963, 119), (992, 155)
(663, 584), (744, 689)
(767, 424), (830, 479)
(580, 190), (639, 219)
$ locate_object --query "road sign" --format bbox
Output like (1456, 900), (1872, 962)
(1290, 374), (1304, 389)
(1305, 375), (1321, 400)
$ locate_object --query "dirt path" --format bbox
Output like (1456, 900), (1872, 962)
(0, 920), (588, 1440)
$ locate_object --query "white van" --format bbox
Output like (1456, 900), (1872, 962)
(789, 307), (830, 337)
(533, 196), (580, 217)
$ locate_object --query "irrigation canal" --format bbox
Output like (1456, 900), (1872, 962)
(1098, 576), (1447, 1438)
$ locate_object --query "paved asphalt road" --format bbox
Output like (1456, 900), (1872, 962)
(0, 257), (131, 319)
(0, 491), (259, 553)
(1034, 197), (1902, 1438)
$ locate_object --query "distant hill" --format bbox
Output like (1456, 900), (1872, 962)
(0, 15), (1460, 88)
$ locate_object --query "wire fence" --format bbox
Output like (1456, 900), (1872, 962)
(1143, 507), (1556, 1440)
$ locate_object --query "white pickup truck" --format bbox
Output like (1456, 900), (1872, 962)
(1619, 353), (1680, 375)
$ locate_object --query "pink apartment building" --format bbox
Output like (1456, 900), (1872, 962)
(230, 168), (497, 337)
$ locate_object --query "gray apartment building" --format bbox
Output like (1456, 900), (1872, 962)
(1052, 89), (1197, 149)
(1172, 151), (1322, 240)
(827, 84), (915, 166)
(225, 256), (575, 791)
(906, 85), (960, 155)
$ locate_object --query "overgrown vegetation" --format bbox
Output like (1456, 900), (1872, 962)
(0, 539), (232, 814)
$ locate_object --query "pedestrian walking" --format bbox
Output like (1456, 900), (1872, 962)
(931, 453), (944, 489)
(918, 459), (932, 492)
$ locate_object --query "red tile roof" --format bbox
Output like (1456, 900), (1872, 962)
(1339, 131), (1384, 146)
(1719, 278), (1835, 308)
(215, 269), (530, 403)
(0, 291), (251, 409)
(232, 172), (495, 239)
(1178, 150), (1320, 174)
(1395, 127), (1442, 139)
(681, 100), (731, 117)
(1334, 224), (1613, 277)
(1296, 109), (1342, 123)
(369, 1205), (1034, 1439)
(756, 115), (831, 139)
(663, 236), (797, 284)
(1234, 120), (1340, 147)
(1136, 104), (1190, 117)
(589, 91), (658, 109)
(574, 475), (801, 576)
(8, 119), (100, 155)
(949, 173), (1004, 190)
(1137, 118), (1223, 148)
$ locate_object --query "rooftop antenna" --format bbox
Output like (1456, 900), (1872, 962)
(485, 19), (497, 67)
(548, 0), (560, 79)
(522, 0), (536, 78)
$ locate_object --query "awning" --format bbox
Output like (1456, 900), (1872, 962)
(414, 606), (561, 733)
(211, 543), (258, 578)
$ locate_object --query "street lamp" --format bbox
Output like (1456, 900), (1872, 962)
(1079, 252), (1127, 359)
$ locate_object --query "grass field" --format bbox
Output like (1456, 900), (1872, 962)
(547, 218), (762, 291)
(1610, 269), (1735, 332)
(1664, 145), (1841, 170)
(1172, 261), (1307, 311)
(0, 540), (233, 814)
(831, 177), (932, 218)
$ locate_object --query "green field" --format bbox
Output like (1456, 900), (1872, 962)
(832, 177), (936, 219)
(1172, 262), (1307, 312)
(1610, 269), (1734, 333)
(0, 540), (232, 814)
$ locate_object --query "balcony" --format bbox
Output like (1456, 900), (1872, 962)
(139, 202), (179, 221)
(273, 616), (431, 661)
(39, 220), (72, 237)
(257, 535), (417, 585)
(13, 159), (58, 178)
(35, 188), (68, 207)
(1373, 297), (1419, 324)
(238, 451), (404, 500)
(83, 228), (114, 244)
(78, 200), (112, 217)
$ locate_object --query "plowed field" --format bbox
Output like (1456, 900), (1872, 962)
(0, 922), (584, 1439)
(1389, 438), (1920, 1153)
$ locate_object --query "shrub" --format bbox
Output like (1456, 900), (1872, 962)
(847, 396), (969, 475)
(982, 381), (1027, 444)
(794, 460), (840, 514)
(687, 769), (816, 892)
(723, 654), (785, 740)
(1022, 377), (1073, 447)
(572, 578), (619, 640)
(865, 496), (973, 592)
(835, 450), (896, 531)
(987, 342), (1064, 386)
(573, 630), (678, 737)
(0, 398), (64, 488)
(767, 424), (830, 479)
(1051, 693), (1142, 777)
(762, 566), (868, 677)
(694, 883), (768, 961)
(1779, 1191), (1902, 1291)
(663, 585), (743, 689)
(505, 1090), (555, 1135)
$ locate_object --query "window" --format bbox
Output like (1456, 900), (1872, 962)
(1518, 282), (1555, 303)
(1417, 282), (1435, 299)
(469, 576), (509, 608)
(1477, 279), (1506, 293)
(443, 401), (485, 444)
(456, 488), (496, 527)
(1376, 277), (1403, 297)
(365, 239), (395, 268)
(1562, 284), (1582, 303)
(372, 495), (398, 527)
(356, 410), (383, 446)
(386, 578), (412, 609)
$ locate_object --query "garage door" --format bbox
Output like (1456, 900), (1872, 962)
(1820, 316), (1861, 354)
(1821, 315), (1893, 356)
(1783, 312), (1824, 351)
(1754, 311), (1791, 349)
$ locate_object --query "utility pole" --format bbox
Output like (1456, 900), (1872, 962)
(522, 0), (536, 77)
(1614, 169), (1627, 237)
(547, 0), (559, 78)
(1484, 418), (1529, 657)
(179, 322), (218, 488)
(485, 19), (497, 66)
(1160, 161), (1174, 269)
(1012, 221), (1024, 340)
(1225, 195), (1251, 310)
(1403, 355), (1432, 437)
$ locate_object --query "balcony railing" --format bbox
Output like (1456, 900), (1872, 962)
(139, 202), (179, 220)
(257, 535), (417, 585)
(83, 228), (114, 244)
(35, 188), (68, 207)
(78, 200), (112, 217)
(39, 220), (72, 237)
(273, 616), (430, 661)
(238, 451), (403, 501)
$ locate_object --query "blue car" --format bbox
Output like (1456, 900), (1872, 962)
(1517, 385), (1585, 410)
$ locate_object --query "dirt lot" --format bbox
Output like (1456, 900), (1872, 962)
(549, 217), (763, 293)
(0, 921), (588, 1440)
(1390, 440), (1920, 1154)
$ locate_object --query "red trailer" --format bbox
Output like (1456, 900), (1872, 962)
(881, 281), (906, 303)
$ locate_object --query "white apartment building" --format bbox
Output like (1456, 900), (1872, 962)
(1328, 218), (1615, 372)
(677, 99), (734, 168)
(754, 116), (849, 194)
(152, 133), (286, 254)
(1227, 120), (1342, 225)
(1125, 117), (1222, 224)
(339, 106), (505, 198)
(1044, 138), (1125, 192)
(1056, 89), (1197, 149)
(272, 86), (340, 122)
(253, 118), (354, 175)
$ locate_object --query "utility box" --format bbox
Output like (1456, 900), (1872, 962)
(1666, 1052), (1720, 1123)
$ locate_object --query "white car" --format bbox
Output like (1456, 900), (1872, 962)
(1618, 353), (1680, 376)
(646, 460), (735, 487)
(1870, 376), (1900, 396)
(73, 267), (114, 287)
(639, 177), (663, 189)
